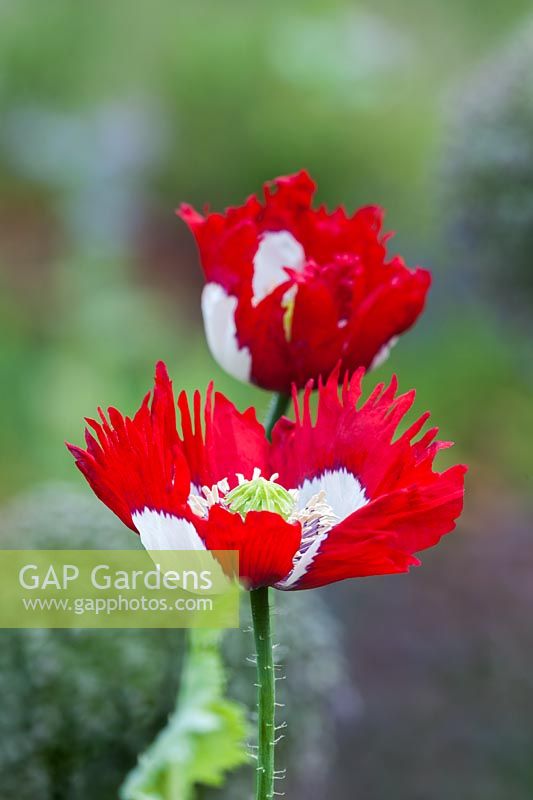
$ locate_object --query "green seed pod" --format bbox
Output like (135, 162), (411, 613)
(225, 476), (296, 519)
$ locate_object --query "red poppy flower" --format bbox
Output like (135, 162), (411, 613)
(67, 362), (465, 590)
(178, 171), (431, 393)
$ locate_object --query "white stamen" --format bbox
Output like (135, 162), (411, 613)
(188, 494), (207, 517)
(188, 478), (230, 518)
(276, 490), (338, 589)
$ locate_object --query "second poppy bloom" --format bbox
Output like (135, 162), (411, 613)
(178, 171), (431, 393)
(67, 362), (465, 591)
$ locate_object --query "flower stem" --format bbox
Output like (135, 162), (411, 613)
(264, 392), (290, 441)
(248, 391), (290, 799)
(250, 586), (275, 800)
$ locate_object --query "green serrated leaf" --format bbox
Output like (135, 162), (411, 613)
(120, 629), (250, 800)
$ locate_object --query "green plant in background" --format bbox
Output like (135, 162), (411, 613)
(125, 592), (353, 800)
(0, 484), (352, 798)
(0, 486), (183, 800)
(121, 630), (249, 800)
(0, 486), (249, 800)
(441, 19), (533, 324)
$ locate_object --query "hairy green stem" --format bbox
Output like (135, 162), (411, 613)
(250, 586), (275, 800)
(264, 392), (290, 441)
(247, 392), (290, 800)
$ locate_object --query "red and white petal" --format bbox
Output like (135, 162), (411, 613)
(271, 368), (467, 589)
(369, 336), (398, 371)
(281, 261), (355, 390)
(201, 283), (252, 382)
(271, 366), (369, 502)
(177, 383), (269, 491)
(234, 282), (295, 391)
(132, 509), (206, 551)
(178, 172), (312, 310)
(283, 463), (465, 590)
(271, 367), (466, 585)
(296, 468), (368, 520)
(252, 229), (305, 304)
(347, 464), (467, 555)
(67, 361), (191, 531)
(177, 196), (259, 295)
(282, 532), (419, 590)
(272, 367), (457, 501)
(202, 505), (302, 590)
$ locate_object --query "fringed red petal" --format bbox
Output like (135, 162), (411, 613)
(66, 362), (191, 530)
(272, 367), (466, 588)
(177, 384), (269, 490)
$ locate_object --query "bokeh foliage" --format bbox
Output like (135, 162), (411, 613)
(0, 486), (183, 800)
(0, 1), (531, 500)
(121, 630), (249, 800)
(0, 3), (532, 798)
(441, 20), (533, 322)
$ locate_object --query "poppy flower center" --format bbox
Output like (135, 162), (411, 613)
(225, 475), (296, 520)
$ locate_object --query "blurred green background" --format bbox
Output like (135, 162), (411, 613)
(0, 1), (532, 798)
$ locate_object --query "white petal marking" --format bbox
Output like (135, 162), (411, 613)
(133, 509), (206, 551)
(252, 230), (305, 305)
(201, 283), (252, 382)
(276, 490), (337, 590)
(277, 472), (369, 589)
(276, 522), (330, 590)
(297, 469), (368, 522)
(134, 508), (227, 594)
(369, 335), (399, 371)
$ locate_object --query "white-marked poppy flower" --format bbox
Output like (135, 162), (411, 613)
(67, 362), (465, 590)
(178, 171), (431, 393)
